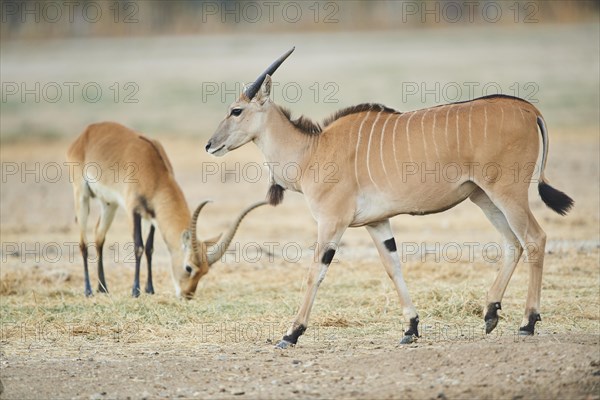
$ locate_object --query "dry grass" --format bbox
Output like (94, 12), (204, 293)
(1, 249), (598, 354)
(1, 147), (598, 352)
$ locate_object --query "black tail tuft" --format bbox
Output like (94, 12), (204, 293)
(538, 181), (574, 216)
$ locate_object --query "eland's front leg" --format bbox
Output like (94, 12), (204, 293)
(276, 219), (349, 349)
(366, 220), (419, 344)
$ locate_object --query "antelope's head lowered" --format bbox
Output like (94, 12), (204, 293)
(175, 200), (266, 299)
(205, 47), (295, 156)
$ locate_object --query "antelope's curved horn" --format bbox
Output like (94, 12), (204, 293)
(207, 201), (267, 265)
(243, 47), (295, 100)
(190, 200), (211, 262)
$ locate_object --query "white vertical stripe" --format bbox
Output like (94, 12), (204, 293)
(483, 106), (488, 141)
(405, 111), (416, 162)
(366, 110), (383, 189)
(380, 113), (395, 188)
(455, 105), (460, 155)
(392, 113), (402, 176)
(354, 111), (371, 187)
(444, 106), (451, 152)
(420, 109), (429, 162)
(432, 109), (440, 160)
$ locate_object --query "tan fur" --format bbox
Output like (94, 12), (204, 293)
(206, 52), (572, 345)
(68, 122), (265, 298)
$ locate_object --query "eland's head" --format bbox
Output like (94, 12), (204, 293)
(205, 47), (295, 156)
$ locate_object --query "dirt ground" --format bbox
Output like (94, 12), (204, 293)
(1, 334), (599, 399)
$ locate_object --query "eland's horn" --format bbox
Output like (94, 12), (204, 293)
(243, 47), (295, 100)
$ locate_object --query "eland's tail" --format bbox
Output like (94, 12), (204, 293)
(536, 116), (574, 216)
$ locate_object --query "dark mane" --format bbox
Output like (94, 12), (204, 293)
(279, 107), (322, 135)
(279, 96), (529, 136)
(322, 103), (399, 128)
(279, 103), (400, 136)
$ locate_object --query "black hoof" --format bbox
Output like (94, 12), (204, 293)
(485, 318), (499, 334)
(484, 302), (501, 334)
(402, 316), (420, 343)
(275, 340), (294, 349)
(278, 325), (305, 349)
(84, 289), (93, 297)
(145, 286), (155, 295)
(400, 334), (417, 344)
(519, 312), (541, 335)
(132, 288), (141, 298)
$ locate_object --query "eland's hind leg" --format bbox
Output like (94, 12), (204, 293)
(484, 189), (547, 335)
(366, 220), (419, 344)
(470, 188), (523, 333)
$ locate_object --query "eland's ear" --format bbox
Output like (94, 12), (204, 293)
(255, 74), (272, 104)
(181, 230), (193, 249)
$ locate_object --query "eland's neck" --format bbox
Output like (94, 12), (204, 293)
(253, 105), (317, 191)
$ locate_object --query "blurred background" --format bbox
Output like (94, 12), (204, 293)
(1, 0), (598, 140)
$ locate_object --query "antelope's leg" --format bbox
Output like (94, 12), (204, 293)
(276, 219), (348, 349)
(144, 225), (156, 294)
(470, 188), (523, 333)
(95, 202), (117, 293)
(488, 193), (547, 335)
(74, 185), (92, 297)
(131, 212), (144, 298)
(366, 220), (419, 344)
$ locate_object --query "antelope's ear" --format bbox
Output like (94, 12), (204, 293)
(181, 230), (192, 249)
(256, 74), (272, 104)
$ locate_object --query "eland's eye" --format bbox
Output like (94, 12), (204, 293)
(230, 108), (242, 117)
(185, 265), (193, 274)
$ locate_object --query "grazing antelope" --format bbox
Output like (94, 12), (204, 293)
(206, 48), (573, 348)
(67, 122), (265, 298)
